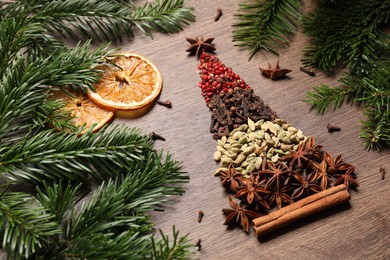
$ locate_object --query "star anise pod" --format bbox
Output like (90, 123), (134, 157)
(259, 60), (292, 80)
(259, 161), (290, 189)
(281, 142), (311, 169)
(267, 184), (292, 209)
(222, 196), (262, 232)
(235, 174), (270, 210)
(304, 136), (324, 160)
(334, 167), (359, 189)
(324, 151), (354, 175)
(186, 36), (216, 57)
(310, 158), (330, 190)
(291, 170), (323, 200)
(219, 163), (242, 192)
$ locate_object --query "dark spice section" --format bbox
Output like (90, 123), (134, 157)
(207, 88), (277, 139)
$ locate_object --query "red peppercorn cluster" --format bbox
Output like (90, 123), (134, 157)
(198, 52), (249, 103)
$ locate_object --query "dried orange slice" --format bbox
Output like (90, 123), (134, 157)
(49, 87), (114, 134)
(87, 53), (163, 111)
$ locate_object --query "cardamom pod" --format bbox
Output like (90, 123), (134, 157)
(214, 150), (222, 161)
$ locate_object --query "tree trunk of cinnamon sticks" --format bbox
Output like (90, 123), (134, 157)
(253, 185), (350, 237)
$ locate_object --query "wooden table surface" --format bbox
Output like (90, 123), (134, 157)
(111, 1), (390, 259)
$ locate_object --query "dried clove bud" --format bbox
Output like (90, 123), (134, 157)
(208, 88), (276, 138)
(157, 99), (172, 108)
(149, 132), (166, 141)
(195, 239), (202, 251)
(300, 66), (315, 76)
(215, 8), (223, 21)
(327, 123), (341, 133)
(198, 210), (204, 223)
(380, 167), (386, 180)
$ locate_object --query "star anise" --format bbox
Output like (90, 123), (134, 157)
(186, 36), (216, 57)
(267, 184), (292, 209)
(235, 174), (270, 210)
(303, 136), (324, 160)
(310, 158), (330, 190)
(222, 196), (262, 232)
(334, 167), (359, 189)
(324, 151), (354, 175)
(291, 170), (323, 200)
(259, 60), (292, 80)
(219, 163), (242, 192)
(259, 161), (290, 189)
(281, 142), (311, 168)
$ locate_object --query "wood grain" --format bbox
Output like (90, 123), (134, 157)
(111, 1), (390, 259)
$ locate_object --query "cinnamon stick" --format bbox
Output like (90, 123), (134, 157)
(253, 184), (350, 237)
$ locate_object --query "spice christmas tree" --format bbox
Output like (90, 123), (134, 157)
(196, 51), (359, 236)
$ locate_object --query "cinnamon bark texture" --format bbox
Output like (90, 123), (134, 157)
(253, 184), (350, 237)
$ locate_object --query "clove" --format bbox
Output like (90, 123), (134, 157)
(195, 239), (202, 251)
(214, 8), (223, 22)
(380, 167), (386, 180)
(157, 99), (172, 108)
(208, 88), (276, 139)
(149, 132), (166, 141)
(198, 210), (204, 223)
(327, 123), (341, 132)
(300, 66), (315, 76)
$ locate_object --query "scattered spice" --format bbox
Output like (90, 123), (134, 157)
(194, 53), (358, 234)
(300, 66), (315, 76)
(198, 210), (204, 223)
(214, 7), (223, 21)
(214, 118), (308, 176)
(380, 167), (386, 180)
(222, 196), (262, 233)
(148, 132), (166, 141)
(235, 174), (270, 208)
(198, 52), (249, 103)
(327, 123), (341, 132)
(253, 184), (350, 237)
(259, 61), (292, 80)
(207, 88), (276, 139)
(186, 37), (216, 57)
(310, 159), (331, 189)
(333, 167), (359, 189)
(219, 164), (242, 191)
(157, 99), (172, 108)
(218, 133), (358, 232)
(290, 171), (323, 200)
(195, 239), (202, 251)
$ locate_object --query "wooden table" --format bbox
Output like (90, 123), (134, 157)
(112, 1), (390, 259)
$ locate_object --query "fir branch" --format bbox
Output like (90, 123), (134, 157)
(0, 56), (49, 146)
(304, 84), (354, 114)
(65, 155), (186, 241)
(35, 181), (83, 223)
(35, 41), (116, 92)
(150, 226), (194, 260)
(302, 0), (390, 72)
(0, 2), (194, 258)
(130, 0), (196, 37)
(0, 40), (114, 145)
(305, 48), (390, 150)
(233, 0), (301, 59)
(0, 125), (154, 186)
(360, 108), (390, 151)
(0, 191), (61, 259)
(64, 230), (152, 259)
(1, 0), (195, 43)
(0, 16), (46, 77)
(62, 161), (188, 258)
(35, 0), (132, 42)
